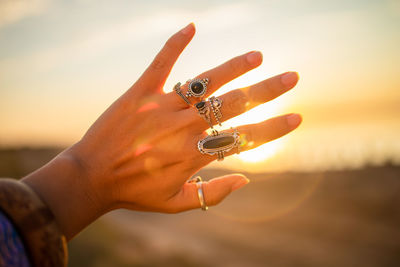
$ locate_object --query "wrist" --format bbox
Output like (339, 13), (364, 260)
(21, 147), (112, 240)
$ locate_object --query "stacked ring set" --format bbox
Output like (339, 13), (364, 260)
(174, 77), (244, 211)
(173, 77), (242, 161)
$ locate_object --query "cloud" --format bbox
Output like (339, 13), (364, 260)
(0, 0), (50, 28)
(388, 0), (400, 16)
(0, 2), (256, 78)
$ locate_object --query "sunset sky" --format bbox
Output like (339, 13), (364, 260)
(0, 0), (399, 172)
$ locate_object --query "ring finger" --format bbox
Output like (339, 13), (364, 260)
(195, 113), (302, 165)
(186, 71), (299, 130)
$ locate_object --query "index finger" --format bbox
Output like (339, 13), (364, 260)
(135, 23), (196, 94)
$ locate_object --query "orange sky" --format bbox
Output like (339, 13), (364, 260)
(0, 0), (399, 171)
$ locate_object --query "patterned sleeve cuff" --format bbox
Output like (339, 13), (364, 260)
(0, 178), (67, 267)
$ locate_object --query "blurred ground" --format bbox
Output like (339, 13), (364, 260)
(1, 148), (399, 267)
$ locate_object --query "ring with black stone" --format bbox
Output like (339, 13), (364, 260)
(173, 82), (191, 105)
(195, 100), (213, 128)
(186, 78), (209, 99)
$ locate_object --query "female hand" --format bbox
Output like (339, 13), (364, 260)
(23, 23), (301, 239)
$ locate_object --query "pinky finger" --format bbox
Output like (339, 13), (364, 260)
(167, 174), (249, 212)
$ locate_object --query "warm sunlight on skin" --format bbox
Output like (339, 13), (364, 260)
(238, 139), (284, 163)
(1, 0), (400, 172)
(234, 103), (287, 163)
(232, 100), (287, 163)
(221, 72), (292, 164)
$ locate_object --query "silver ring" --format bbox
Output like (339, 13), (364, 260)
(186, 78), (209, 99)
(195, 101), (213, 128)
(209, 96), (223, 126)
(188, 176), (208, 211)
(174, 82), (191, 105)
(198, 128), (240, 161)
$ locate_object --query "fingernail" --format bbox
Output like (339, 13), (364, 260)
(181, 23), (194, 35)
(281, 72), (299, 88)
(231, 176), (250, 191)
(286, 113), (302, 129)
(246, 51), (262, 66)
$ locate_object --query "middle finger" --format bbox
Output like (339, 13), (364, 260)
(168, 51), (263, 108)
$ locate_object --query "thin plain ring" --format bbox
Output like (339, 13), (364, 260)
(173, 82), (191, 105)
(196, 181), (208, 211)
(188, 176), (208, 211)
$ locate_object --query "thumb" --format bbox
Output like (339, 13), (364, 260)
(168, 174), (249, 212)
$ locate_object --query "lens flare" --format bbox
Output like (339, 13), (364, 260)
(209, 172), (324, 223)
(238, 138), (284, 163)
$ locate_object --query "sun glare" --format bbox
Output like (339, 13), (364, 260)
(222, 72), (291, 164)
(237, 138), (284, 163)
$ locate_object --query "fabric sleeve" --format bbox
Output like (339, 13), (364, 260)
(0, 210), (31, 267)
(0, 178), (68, 267)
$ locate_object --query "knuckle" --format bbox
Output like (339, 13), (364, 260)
(203, 183), (221, 206)
(208, 197), (222, 206)
(262, 80), (276, 100)
(150, 35), (181, 71)
(207, 191), (225, 206)
(228, 58), (243, 75)
(225, 91), (248, 114)
(244, 129), (255, 145)
(249, 80), (276, 103)
(150, 57), (167, 70)
(164, 36), (180, 52)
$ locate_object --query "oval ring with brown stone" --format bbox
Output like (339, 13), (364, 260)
(197, 129), (241, 161)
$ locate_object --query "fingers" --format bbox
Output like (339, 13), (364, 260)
(245, 72), (299, 107)
(237, 113), (302, 149)
(170, 51), (263, 107)
(187, 72), (299, 129)
(196, 51), (263, 97)
(167, 174), (249, 212)
(164, 114), (301, 212)
(194, 113), (302, 165)
(137, 23), (196, 93)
